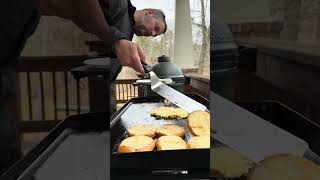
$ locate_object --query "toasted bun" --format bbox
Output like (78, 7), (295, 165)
(188, 110), (210, 136)
(150, 107), (189, 119)
(127, 124), (156, 137)
(187, 136), (210, 149)
(210, 147), (253, 178)
(156, 136), (187, 150)
(248, 154), (320, 180)
(118, 136), (155, 153)
(156, 124), (185, 137)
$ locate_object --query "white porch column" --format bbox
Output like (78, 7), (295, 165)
(174, 0), (194, 69)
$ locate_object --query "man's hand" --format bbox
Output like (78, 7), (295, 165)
(114, 39), (149, 74)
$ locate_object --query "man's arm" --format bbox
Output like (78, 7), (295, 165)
(114, 39), (148, 74)
(32, 0), (112, 45)
(32, 0), (148, 74)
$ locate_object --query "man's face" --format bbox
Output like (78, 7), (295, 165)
(133, 10), (165, 37)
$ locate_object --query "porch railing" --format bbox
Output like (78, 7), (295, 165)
(16, 56), (143, 132)
(115, 79), (140, 103)
(16, 56), (209, 134)
(17, 56), (89, 132)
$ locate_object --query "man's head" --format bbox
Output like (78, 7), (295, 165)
(133, 9), (167, 37)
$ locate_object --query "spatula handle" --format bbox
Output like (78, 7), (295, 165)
(142, 63), (152, 73)
(304, 149), (320, 165)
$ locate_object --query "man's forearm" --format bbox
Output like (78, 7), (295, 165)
(32, 0), (112, 44)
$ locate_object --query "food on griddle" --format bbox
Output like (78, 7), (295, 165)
(188, 110), (210, 136)
(118, 136), (156, 153)
(150, 107), (189, 119)
(156, 136), (187, 150)
(156, 124), (185, 137)
(187, 136), (210, 149)
(248, 154), (320, 180)
(128, 124), (157, 137)
(210, 147), (253, 178)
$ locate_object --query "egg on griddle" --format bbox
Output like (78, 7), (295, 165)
(187, 136), (210, 149)
(210, 147), (253, 178)
(188, 110), (210, 136)
(156, 124), (185, 137)
(127, 124), (157, 137)
(156, 136), (187, 150)
(150, 107), (189, 119)
(118, 136), (156, 153)
(248, 154), (320, 180)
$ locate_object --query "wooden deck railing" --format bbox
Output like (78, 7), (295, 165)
(16, 56), (209, 133)
(16, 56), (143, 132)
(17, 56), (89, 132)
(115, 79), (140, 103)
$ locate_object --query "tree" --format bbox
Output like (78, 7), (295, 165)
(133, 30), (175, 64)
(198, 0), (209, 74)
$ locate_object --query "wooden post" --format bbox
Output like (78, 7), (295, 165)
(13, 72), (22, 153)
(88, 75), (109, 113)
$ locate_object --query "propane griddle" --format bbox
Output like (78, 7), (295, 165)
(0, 113), (109, 180)
(110, 94), (210, 172)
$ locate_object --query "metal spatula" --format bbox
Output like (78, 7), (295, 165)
(143, 64), (207, 113)
(211, 92), (320, 164)
(135, 78), (173, 85)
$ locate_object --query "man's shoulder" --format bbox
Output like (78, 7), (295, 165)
(110, 0), (128, 8)
(109, 0), (128, 17)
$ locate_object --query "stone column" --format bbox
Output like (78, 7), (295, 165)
(174, 0), (194, 69)
(280, 0), (301, 40)
(298, 0), (320, 44)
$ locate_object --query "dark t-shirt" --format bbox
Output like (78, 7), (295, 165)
(102, 0), (136, 42)
(100, 0), (137, 113)
(101, 0), (136, 81)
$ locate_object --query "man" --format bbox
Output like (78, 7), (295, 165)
(33, 0), (167, 74)
(99, 0), (167, 113)
(0, 0), (166, 174)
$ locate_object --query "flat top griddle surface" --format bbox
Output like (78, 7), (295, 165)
(112, 102), (194, 153)
(19, 130), (109, 180)
(111, 95), (210, 170)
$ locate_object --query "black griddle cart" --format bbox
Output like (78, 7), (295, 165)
(0, 113), (109, 180)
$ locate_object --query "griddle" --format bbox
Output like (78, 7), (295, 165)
(0, 113), (109, 180)
(211, 100), (320, 180)
(110, 94), (210, 172)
